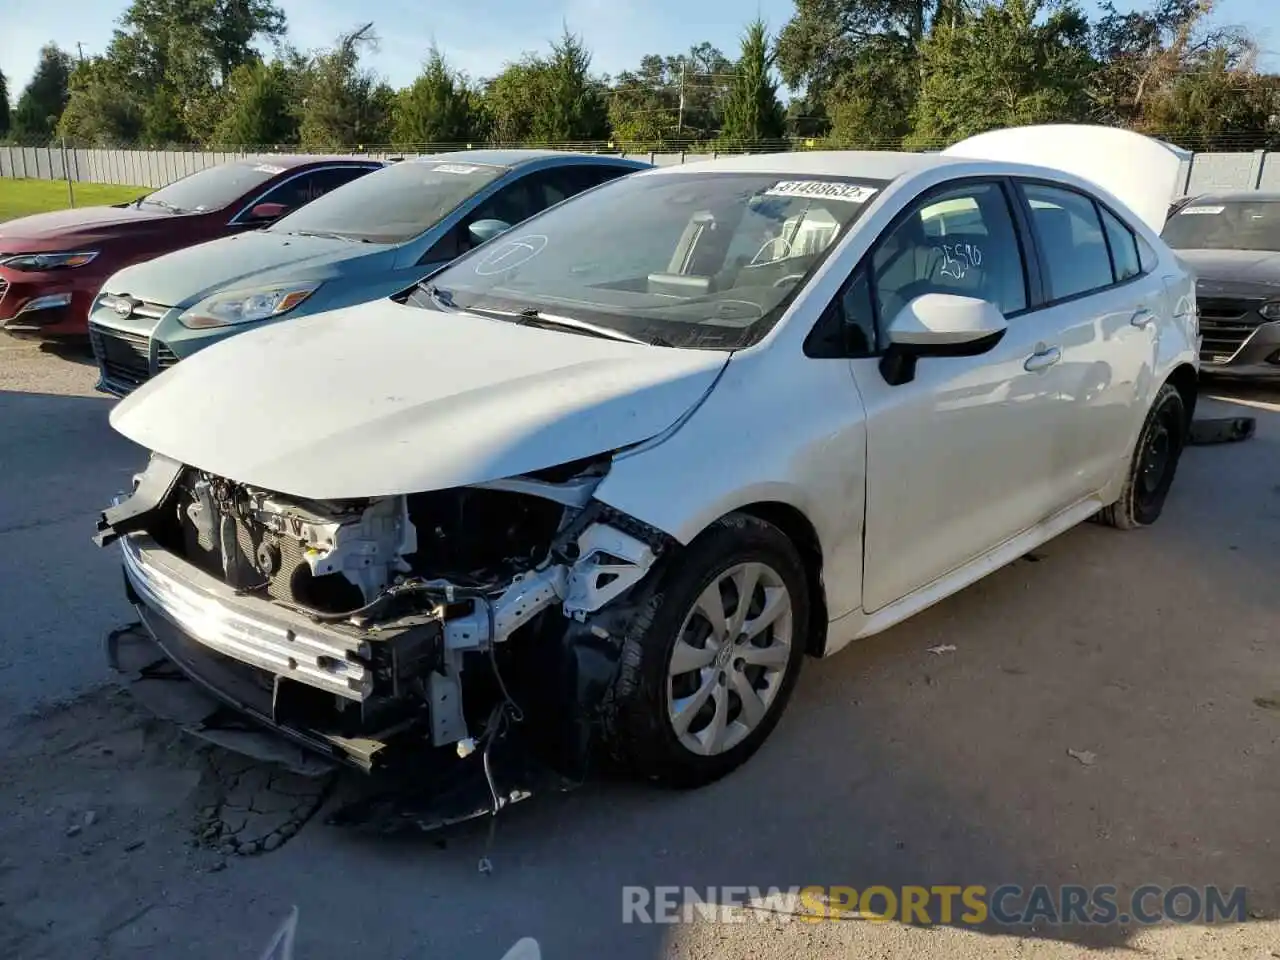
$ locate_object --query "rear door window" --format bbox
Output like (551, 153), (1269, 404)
(1019, 183), (1115, 300)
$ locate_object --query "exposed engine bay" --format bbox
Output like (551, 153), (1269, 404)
(95, 452), (671, 782)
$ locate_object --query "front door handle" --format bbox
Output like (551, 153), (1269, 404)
(1130, 308), (1155, 329)
(1024, 346), (1062, 372)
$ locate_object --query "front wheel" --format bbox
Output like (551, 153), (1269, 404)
(604, 514), (810, 787)
(1098, 382), (1188, 529)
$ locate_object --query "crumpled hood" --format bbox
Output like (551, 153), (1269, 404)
(110, 301), (729, 499)
(0, 203), (163, 243)
(1176, 249), (1280, 295)
(102, 230), (390, 308)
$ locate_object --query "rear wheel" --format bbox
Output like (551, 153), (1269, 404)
(1098, 382), (1187, 529)
(604, 514), (809, 787)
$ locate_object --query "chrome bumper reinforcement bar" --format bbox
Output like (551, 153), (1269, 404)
(121, 533), (374, 701)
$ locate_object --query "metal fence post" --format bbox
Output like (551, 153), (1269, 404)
(1251, 149), (1267, 189)
(61, 139), (76, 208)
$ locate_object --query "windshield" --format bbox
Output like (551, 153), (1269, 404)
(269, 160), (507, 244)
(143, 161), (284, 214)
(1162, 199), (1280, 252)
(410, 171), (886, 350)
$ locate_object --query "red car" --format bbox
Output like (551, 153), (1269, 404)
(0, 156), (383, 339)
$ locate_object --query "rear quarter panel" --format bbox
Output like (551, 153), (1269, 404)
(1140, 238), (1199, 402)
(1092, 227), (1197, 504)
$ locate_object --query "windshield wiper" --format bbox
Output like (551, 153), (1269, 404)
(511, 308), (669, 346)
(140, 197), (186, 214)
(416, 282), (459, 312)
(285, 229), (368, 243)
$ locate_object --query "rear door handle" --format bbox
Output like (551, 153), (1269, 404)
(1024, 346), (1062, 372)
(1130, 308), (1155, 329)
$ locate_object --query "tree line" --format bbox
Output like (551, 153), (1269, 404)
(0, 0), (1276, 153)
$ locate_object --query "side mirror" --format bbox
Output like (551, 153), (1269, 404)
(248, 201), (289, 222)
(468, 218), (512, 247)
(498, 939), (541, 960)
(880, 293), (1007, 386)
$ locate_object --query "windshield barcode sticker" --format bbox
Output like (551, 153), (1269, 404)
(253, 164), (287, 175)
(1180, 205), (1224, 215)
(431, 163), (482, 174)
(764, 181), (879, 203)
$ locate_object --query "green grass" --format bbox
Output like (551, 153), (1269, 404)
(0, 178), (146, 222)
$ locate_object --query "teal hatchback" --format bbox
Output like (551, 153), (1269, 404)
(88, 150), (649, 396)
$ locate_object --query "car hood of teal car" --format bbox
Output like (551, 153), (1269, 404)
(101, 229), (397, 308)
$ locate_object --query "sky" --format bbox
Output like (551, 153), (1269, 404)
(1, 0), (1277, 98)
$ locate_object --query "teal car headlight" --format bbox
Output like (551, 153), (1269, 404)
(0, 250), (99, 271)
(179, 282), (322, 330)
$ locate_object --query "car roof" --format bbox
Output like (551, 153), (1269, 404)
(238, 155), (386, 169)
(641, 149), (1178, 230)
(643, 150), (952, 181)
(406, 149), (648, 169)
(1183, 190), (1280, 204)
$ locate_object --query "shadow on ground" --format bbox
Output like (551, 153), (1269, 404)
(37, 339), (96, 367)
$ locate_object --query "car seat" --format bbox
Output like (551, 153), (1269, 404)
(732, 206), (840, 290)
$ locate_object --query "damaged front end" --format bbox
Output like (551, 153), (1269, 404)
(95, 451), (670, 806)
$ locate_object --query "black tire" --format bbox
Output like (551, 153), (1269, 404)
(603, 513), (809, 787)
(1098, 382), (1187, 529)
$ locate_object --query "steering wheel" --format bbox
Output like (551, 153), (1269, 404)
(773, 273), (806, 288)
(749, 235), (794, 266)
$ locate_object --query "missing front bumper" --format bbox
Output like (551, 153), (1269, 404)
(106, 620), (580, 834)
(116, 531), (457, 766)
(105, 619), (343, 775)
(97, 457), (661, 832)
(110, 609), (396, 772)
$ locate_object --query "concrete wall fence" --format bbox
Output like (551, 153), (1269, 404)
(2, 144), (1279, 200)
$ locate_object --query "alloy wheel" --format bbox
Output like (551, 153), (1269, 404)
(665, 561), (794, 756)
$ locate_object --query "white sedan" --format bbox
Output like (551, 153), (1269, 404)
(96, 125), (1199, 788)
